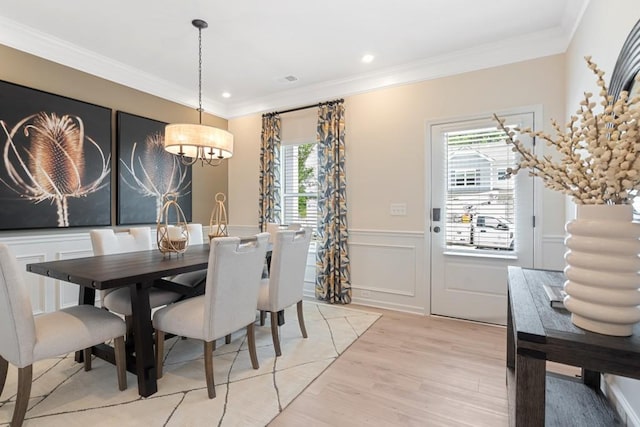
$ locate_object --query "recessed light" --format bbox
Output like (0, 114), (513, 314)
(361, 54), (374, 64)
(222, 92), (231, 98)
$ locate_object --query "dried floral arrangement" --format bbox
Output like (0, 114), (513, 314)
(494, 57), (640, 205)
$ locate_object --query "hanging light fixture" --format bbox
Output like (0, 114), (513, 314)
(164, 19), (233, 166)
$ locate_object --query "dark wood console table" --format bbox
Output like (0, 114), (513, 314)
(507, 267), (640, 426)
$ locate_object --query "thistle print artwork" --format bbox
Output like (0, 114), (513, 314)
(0, 81), (111, 230)
(117, 112), (192, 225)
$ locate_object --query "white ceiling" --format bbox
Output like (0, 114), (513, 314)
(0, 0), (588, 119)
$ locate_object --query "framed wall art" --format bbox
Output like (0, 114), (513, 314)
(0, 80), (111, 230)
(116, 111), (192, 225)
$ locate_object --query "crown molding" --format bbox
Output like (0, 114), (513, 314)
(0, 16), (226, 117)
(0, 4), (586, 120)
(226, 27), (571, 118)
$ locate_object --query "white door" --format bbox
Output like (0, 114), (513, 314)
(429, 112), (535, 325)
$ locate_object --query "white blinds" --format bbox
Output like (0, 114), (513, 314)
(281, 143), (318, 230)
(444, 126), (517, 251)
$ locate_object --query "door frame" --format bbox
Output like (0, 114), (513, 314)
(423, 105), (544, 316)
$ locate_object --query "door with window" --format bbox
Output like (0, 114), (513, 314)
(430, 113), (535, 325)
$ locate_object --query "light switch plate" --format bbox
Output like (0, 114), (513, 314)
(390, 203), (407, 216)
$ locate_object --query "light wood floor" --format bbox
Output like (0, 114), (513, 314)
(270, 306), (510, 427)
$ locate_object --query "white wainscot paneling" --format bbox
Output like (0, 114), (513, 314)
(0, 231), (94, 313)
(540, 235), (566, 271)
(347, 229), (426, 315)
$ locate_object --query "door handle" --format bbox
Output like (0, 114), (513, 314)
(433, 226), (441, 233)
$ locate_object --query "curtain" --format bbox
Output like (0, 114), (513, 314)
(259, 114), (281, 232)
(315, 101), (351, 304)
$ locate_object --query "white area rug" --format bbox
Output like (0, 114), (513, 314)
(0, 302), (380, 426)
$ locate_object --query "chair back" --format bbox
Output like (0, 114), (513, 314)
(0, 244), (36, 367)
(203, 233), (269, 340)
(265, 222), (281, 244)
(268, 228), (312, 310)
(187, 223), (204, 245)
(90, 227), (152, 255)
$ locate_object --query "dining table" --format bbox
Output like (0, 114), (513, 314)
(26, 243), (214, 397)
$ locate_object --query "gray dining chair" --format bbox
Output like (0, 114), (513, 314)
(257, 228), (312, 356)
(0, 244), (127, 427)
(153, 233), (269, 398)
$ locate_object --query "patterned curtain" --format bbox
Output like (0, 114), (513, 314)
(258, 114), (281, 232)
(315, 101), (351, 304)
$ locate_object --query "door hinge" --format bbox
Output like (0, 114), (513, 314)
(532, 136), (536, 147)
(532, 215), (536, 228)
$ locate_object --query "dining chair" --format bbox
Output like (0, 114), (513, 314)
(89, 228), (183, 320)
(257, 228), (312, 356)
(163, 223), (208, 295)
(0, 244), (127, 427)
(153, 233), (270, 398)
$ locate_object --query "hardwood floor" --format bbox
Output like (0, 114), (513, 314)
(271, 306), (510, 426)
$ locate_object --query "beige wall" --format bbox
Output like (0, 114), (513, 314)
(0, 43), (228, 228)
(229, 54), (567, 238)
(566, 0), (640, 419)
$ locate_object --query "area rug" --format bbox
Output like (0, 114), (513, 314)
(0, 302), (380, 426)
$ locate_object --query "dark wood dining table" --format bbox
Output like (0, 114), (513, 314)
(26, 243), (214, 397)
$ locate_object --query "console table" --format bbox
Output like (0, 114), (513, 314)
(507, 266), (640, 426)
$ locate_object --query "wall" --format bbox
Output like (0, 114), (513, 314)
(0, 43), (228, 228)
(566, 1), (640, 425)
(229, 54), (567, 313)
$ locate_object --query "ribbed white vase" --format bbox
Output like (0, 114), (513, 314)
(564, 204), (640, 336)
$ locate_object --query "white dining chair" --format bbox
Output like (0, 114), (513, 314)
(257, 228), (312, 356)
(153, 233), (269, 398)
(0, 244), (127, 427)
(166, 223), (208, 293)
(89, 228), (183, 319)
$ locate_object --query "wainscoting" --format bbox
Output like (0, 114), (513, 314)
(0, 226), (568, 317)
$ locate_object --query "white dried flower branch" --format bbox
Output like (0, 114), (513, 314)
(494, 56), (640, 205)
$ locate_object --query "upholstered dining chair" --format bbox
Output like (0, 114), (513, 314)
(89, 228), (183, 322)
(165, 223), (208, 295)
(0, 244), (127, 427)
(153, 233), (269, 398)
(257, 228), (312, 356)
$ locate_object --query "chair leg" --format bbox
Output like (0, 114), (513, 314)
(259, 310), (266, 326)
(270, 311), (282, 357)
(204, 341), (216, 399)
(297, 300), (308, 338)
(246, 323), (260, 369)
(12, 365), (32, 427)
(155, 330), (165, 379)
(0, 355), (8, 396)
(114, 336), (127, 391)
(83, 348), (92, 371)
(225, 334), (231, 344)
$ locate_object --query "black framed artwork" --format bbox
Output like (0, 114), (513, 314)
(116, 111), (192, 225)
(0, 80), (111, 230)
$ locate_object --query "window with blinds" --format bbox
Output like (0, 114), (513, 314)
(281, 142), (318, 231)
(444, 126), (517, 251)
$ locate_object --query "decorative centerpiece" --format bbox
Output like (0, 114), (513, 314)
(156, 193), (190, 255)
(494, 57), (640, 336)
(208, 192), (228, 240)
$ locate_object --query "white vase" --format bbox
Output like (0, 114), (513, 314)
(564, 204), (640, 336)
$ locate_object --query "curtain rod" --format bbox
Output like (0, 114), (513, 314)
(262, 98), (344, 117)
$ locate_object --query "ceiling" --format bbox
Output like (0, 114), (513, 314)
(0, 0), (588, 119)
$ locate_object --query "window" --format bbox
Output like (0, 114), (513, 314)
(281, 142), (318, 231)
(444, 125), (517, 251)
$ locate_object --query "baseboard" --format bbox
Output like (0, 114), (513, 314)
(603, 374), (640, 427)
